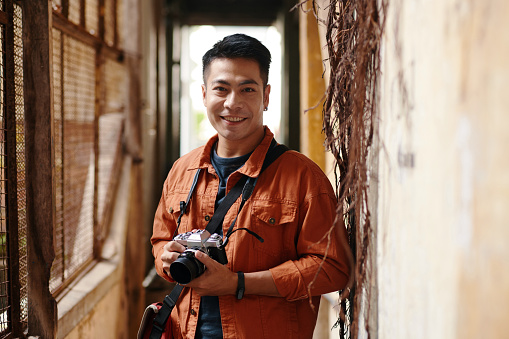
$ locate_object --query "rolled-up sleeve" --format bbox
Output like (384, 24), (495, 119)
(269, 191), (351, 301)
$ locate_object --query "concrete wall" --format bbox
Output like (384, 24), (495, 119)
(376, 0), (509, 338)
(62, 283), (122, 339)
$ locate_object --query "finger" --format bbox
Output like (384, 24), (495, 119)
(194, 250), (215, 268)
(161, 252), (180, 278)
(160, 251), (183, 277)
(164, 240), (186, 253)
(161, 250), (181, 263)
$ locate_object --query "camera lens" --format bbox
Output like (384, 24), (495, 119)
(169, 250), (205, 284)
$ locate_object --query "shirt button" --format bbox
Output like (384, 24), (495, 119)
(190, 309), (197, 316)
(269, 218), (276, 224)
(205, 215), (211, 221)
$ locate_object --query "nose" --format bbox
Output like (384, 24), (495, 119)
(224, 91), (243, 110)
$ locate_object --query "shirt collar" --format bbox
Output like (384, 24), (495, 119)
(189, 126), (275, 178)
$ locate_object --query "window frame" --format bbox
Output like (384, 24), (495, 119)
(15, 0), (128, 336)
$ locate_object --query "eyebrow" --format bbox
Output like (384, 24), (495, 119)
(211, 79), (260, 87)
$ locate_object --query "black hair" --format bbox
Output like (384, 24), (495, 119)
(202, 33), (272, 86)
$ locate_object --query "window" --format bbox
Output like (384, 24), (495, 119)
(0, 0), (129, 335)
(0, 1), (28, 336)
(50, 0), (126, 294)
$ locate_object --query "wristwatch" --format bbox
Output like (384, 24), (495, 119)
(236, 271), (245, 300)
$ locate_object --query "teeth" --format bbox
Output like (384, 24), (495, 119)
(223, 116), (244, 122)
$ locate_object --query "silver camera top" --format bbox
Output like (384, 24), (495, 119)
(174, 229), (223, 248)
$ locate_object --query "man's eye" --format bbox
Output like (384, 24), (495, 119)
(214, 87), (227, 91)
(243, 88), (255, 93)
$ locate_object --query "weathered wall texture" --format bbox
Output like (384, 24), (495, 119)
(376, 0), (509, 338)
(63, 283), (122, 339)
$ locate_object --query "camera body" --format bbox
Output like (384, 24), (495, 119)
(169, 230), (228, 284)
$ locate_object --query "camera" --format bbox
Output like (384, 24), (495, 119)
(169, 229), (228, 284)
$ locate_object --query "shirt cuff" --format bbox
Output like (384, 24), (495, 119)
(269, 261), (308, 301)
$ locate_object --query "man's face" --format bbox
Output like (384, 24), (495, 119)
(202, 58), (270, 153)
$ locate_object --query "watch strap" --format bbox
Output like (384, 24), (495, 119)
(236, 271), (245, 300)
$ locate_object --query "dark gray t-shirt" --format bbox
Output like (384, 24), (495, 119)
(195, 147), (251, 339)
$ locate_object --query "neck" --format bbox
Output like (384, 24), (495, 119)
(216, 129), (265, 158)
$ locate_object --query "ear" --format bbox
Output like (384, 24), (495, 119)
(201, 84), (207, 107)
(263, 84), (271, 109)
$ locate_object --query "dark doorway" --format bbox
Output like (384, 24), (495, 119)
(163, 0), (300, 169)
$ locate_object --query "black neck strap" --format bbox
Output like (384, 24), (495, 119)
(172, 168), (202, 239)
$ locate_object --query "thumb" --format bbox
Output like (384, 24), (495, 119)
(194, 250), (213, 265)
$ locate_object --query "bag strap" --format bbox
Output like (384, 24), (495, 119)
(150, 140), (289, 339)
(149, 284), (183, 339)
(261, 139), (289, 173)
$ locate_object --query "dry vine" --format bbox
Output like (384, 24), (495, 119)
(296, 0), (386, 338)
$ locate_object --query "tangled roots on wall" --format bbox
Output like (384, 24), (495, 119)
(296, 0), (386, 338)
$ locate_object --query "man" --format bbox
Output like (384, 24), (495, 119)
(151, 33), (350, 339)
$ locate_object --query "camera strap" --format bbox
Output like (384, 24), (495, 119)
(206, 138), (289, 236)
(171, 169), (247, 238)
(151, 139), (288, 339)
(173, 168), (202, 239)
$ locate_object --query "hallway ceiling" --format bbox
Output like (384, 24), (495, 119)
(168, 0), (286, 26)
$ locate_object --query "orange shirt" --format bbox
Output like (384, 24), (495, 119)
(151, 127), (350, 339)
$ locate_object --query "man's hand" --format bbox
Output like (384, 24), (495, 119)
(185, 250), (237, 297)
(161, 243), (281, 298)
(160, 241), (186, 278)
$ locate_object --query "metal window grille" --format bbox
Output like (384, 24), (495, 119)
(0, 0), (127, 333)
(13, 2), (27, 328)
(0, 1), (28, 336)
(51, 33), (97, 293)
(63, 33), (96, 283)
(51, 27), (64, 292)
(0, 22), (7, 335)
(49, 0), (125, 294)
(0, 0), (129, 336)
(85, 0), (99, 36)
(68, 0), (81, 26)
(104, 0), (115, 46)
(98, 58), (125, 232)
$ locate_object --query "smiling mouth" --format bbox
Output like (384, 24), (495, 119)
(222, 116), (245, 122)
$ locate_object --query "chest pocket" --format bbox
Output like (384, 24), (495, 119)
(166, 192), (193, 233)
(250, 199), (297, 259)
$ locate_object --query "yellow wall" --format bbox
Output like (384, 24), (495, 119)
(63, 283), (123, 339)
(299, 3), (344, 338)
(301, 0), (509, 338)
(376, 0), (509, 338)
(299, 1), (327, 171)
